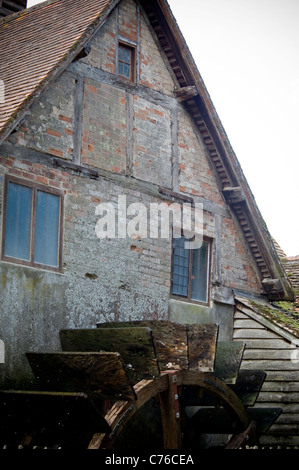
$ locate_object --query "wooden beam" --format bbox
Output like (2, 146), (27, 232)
(214, 341), (245, 384)
(60, 327), (159, 383)
(26, 351), (136, 401)
(222, 186), (245, 205)
(187, 324), (218, 372)
(159, 372), (182, 449)
(89, 375), (170, 449)
(174, 86), (198, 102)
(230, 370), (267, 406)
(225, 421), (257, 449)
(96, 321), (189, 371)
(262, 278), (283, 293)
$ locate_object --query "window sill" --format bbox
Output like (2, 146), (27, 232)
(170, 295), (210, 308)
(0, 258), (64, 276)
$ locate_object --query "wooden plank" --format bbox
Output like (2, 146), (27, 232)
(230, 370), (267, 406)
(96, 321), (189, 371)
(26, 352), (135, 401)
(259, 434), (299, 447)
(214, 341), (245, 384)
(246, 408), (282, 433)
(243, 349), (295, 360)
(225, 421), (257, 449)
(143, 321), (188, 371)
(254, 403), (299, 413)
(187, 324), (218, 372)
(268, 423), (299, 435)
(265, 371), (299, 382)
(257, 392), (299, 403)
(241, 360), (299, 371)
(275, 413), (299, 424)
(234, 319), (265, 329)
(60, 327), (159, 383)
(239, 339), (296, 349)
(159, 372), (182, 449)
(0, 390), (110, 447)
(234, 329), (280, 339)
(259, 382), (299, 392)
(234, 311), (249, 319)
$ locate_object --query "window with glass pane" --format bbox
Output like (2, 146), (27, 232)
(118, 44), (134, 81)
(172, 237), (190, 297)
(2, 178), (62, 270)
(34, 190), (60, 267)
(172, 237), (210, 304)
(4, 182), (33, 261)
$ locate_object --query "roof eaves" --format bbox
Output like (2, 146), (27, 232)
(142, 0), (294, 301)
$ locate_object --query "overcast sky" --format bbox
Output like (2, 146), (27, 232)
(168, 0), (299, 257)
(26, 0), (299, 256)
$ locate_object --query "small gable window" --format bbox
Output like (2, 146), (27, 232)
(2, 176), (63, 271)
(118, 42), (135, 82)
(171, 236), (211, 304)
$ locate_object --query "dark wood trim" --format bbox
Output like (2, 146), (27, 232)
(52, 158), (99, 179)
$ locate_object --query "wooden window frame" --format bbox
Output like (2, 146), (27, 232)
(1, 175), (64, 273)
(117, 41), (136, 83)
(171, 236), (212, 306)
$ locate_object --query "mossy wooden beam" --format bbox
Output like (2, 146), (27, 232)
(96, 320), (189, 371)
(60, 327), (159, 383)
(214, 341), (245, 384)
(187, 324), (218, 372)
(26, 351), (136, 401)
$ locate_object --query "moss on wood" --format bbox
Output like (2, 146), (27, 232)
(248, 300), (299, 338)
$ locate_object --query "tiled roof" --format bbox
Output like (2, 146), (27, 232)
(282, 256), (299, 308)
(272, 238), (299, 312)
(272, 239), (287, 259)
(0, 0), (115, 140)
(272, 240), (299, 311)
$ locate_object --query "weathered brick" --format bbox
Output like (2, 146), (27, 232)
(81, 79), (127, 173)
(47, 129), (62, 138)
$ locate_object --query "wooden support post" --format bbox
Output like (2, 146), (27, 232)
(159, 371), (182, 449)
(225, 421), (257, 449)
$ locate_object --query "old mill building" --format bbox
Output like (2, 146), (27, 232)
(0, 0), (298, 450)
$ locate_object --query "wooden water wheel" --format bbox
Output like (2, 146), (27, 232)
(0, 321), (281, 449)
